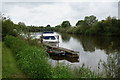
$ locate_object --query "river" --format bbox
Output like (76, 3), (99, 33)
(31, 32), (120, 71)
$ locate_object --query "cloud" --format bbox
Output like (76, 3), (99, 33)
(2, 2), (118, 26)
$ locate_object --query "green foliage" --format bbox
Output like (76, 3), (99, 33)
(4, 35), (102, 78)
(46, 24), (51, 27)
(52, 64), (72, 78)
(84, 15), (98, 27)
(4, 36), (52, 78)
(55, 16), (120, 36)
(28, 26), (55, 32)
(55, 25), (61, 28)
(2, 18), (18, 37)
(2, 43), (27, 78)
(76, 64), (98, 78)
(100, 54), (120, 78)
(4, 35), (27, 54)
(18, 22), (27, 32)
(61, 21), (71, 28)
(0, 42), (2, 79)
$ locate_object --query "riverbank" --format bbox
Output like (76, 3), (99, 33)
(3, 35), (102, 78)
(2, 42), (27, 78)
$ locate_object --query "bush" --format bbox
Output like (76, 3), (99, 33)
(2, 19), (18, 38)
(4, 35), (27, 54)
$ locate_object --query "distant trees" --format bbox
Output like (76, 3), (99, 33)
(46, 24), (51, 27)
(55, 25), (61, 28)
(18, 22), (26, 26)
(76, 20), (85, 26)
(2, 14), (120, 36)
(55, 15), (120, 36)
(18, 22), (27, 32)
(61, 21), (71, 28)
(91, 16), (120, 35)
(84, 15), (98, 27)
(76, 15), (98, 27)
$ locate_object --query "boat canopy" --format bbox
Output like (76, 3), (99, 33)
(43, 31), (54, 34)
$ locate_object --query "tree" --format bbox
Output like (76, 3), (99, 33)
(2, 18), (18, 37)
(84, 15), (98, 27)
(18, 22), (26, 31)
(61, 21), (71, 28)
(18, 22), (26, 26)
(55, 25), (61, 28)
(76, 20), (85, 26)
(46, 24), (51, 27)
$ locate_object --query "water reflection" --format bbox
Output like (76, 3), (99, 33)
(60, 33), (71, 42)
(54, 33), (120, 71)
(31, 32), (120, 71)
(71, 35), (120, 54)
(50, 55), (79, 63)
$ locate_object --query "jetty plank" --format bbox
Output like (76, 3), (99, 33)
(43, 43), (79, 54)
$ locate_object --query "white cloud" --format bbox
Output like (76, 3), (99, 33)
(2, 2), (118, 26)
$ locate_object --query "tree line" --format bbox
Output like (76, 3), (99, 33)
(2, 15), (120, 38)
(55, 15), (120, 36)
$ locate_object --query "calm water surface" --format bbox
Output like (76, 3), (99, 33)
(32, 32), (120, 71)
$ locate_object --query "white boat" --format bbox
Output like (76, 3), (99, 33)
(42, 32), (59, 43)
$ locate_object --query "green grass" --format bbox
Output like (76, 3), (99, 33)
(3, 35), (103, 78)
(0, 42), (2, 79)
(2, 42), (27, 78)
(4, 35), (52, 78)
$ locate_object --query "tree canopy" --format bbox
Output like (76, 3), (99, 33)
(61, 21), (71, 28)
(84, 15), (98, 27)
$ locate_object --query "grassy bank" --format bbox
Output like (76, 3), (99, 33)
(3, 35), (103, 78)
(0, 42), (2, 79)
(2, 42), (27, 78)
(4, 35), (52, 78)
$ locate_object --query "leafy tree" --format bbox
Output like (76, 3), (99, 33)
(55, 25), (61, 28)
(2, 17), (18, 37)
(84, 15), (98, 27)
(18, 22), (26, 26)
(76, 20), (85, 26)
(61, 21), (71, 28)
(46, 24), (51, 27)
(18, 22), (26, 31)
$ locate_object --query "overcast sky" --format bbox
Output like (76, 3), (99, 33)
(2, 1), (119, 26)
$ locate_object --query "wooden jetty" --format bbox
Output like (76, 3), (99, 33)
(43, 43), (79, 58)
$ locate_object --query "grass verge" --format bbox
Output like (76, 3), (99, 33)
(0, 42), (2, 79)
(3, 35), (102, 78)
(2, 42), (27, 78)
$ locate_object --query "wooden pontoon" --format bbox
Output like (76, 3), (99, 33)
(43, 43), (79, 58)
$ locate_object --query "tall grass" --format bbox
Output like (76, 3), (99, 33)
(2, 42), (27, 78)
(4, 35), (104, 78)
(99, 54), (120, 78)
(52, 63), (73, 78)
(4, 35), (52, 78)
(0, 42), (2, 79)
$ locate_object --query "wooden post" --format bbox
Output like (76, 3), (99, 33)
(57, 35), (59, 48)
(40, 33), (43, 43)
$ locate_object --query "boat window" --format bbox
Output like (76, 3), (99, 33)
(43, 36), (56, 40)
(43, 32), (54, 34)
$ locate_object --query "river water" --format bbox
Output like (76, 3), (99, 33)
(31, 32), (120, 71)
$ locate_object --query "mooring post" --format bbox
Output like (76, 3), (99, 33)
(57, 35), (59, 48)
(40, 33), (43, 43)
